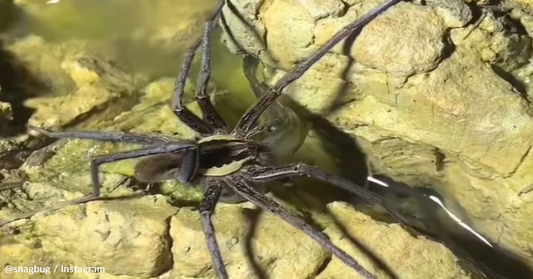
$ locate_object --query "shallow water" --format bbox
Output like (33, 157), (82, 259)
(9, 0), (252, 98)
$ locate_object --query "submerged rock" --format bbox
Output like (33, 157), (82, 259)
(0, 34), (147, 169)
(13, 0), (220, 76)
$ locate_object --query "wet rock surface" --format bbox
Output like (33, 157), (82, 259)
(221, 0), (533, 274)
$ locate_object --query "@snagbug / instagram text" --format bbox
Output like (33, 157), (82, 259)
(4, 264), (105, 275)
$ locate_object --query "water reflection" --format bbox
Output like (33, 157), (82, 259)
(366, 174), (532, 279)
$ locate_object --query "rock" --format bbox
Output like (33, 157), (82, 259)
(168, 199), (472, 279)
(12, 36), (147, 129)
(450, 5), (531, 73)
(426, 0), (472, 28)
(33, 195), (177, 277)
(511, 0), (533, 10)
(0, 34), (147, 170)
(0, 241), (75, 279)
(220, 0), (533, 271)
(2, 35), (79, 98)
(318, 202), (471, 279)
(169, 203), (330, 279)
(340, 49), (530, 178)
(347, 2), (446, 77)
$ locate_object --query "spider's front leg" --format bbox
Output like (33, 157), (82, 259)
(172, 1), (227, 136)
(246, 163), (410, 225)
(231, 0), (402, 137)
(172, 42), (214, 136)
(193, 2), (228, 134)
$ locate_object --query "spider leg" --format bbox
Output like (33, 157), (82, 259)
(195, 4), (228, 134)
(29, 126), (176, 145)
(173, 42), (214, 136)
(178, 148), (200, 184)
(246, 163), (410, 225)
(223, 175), (377, 279)
(241, 56), (285, 139)
(200, 179), (228, 279)
(89, 144), (196, 197)
(172, 1), (224, 136)
(231, 0), (401, 137)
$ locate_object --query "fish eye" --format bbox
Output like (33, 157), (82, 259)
(267, 124), (278, 132)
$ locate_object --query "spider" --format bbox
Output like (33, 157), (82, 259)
(28, 1), (404, 278)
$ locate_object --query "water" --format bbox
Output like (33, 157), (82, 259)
(6, 0), (249, 92)
(366, 174), (533, 279)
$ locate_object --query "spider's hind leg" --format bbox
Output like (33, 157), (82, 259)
(247, 163), (410, 225)
(223, 175), (377, 279)
(28, 126), (176, 145)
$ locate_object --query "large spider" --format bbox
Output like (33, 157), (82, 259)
(28, 1), (404, 278)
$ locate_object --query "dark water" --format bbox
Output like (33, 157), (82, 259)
(366, 175), (533, 279)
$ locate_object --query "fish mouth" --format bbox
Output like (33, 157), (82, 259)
(242, 55), (309, 163)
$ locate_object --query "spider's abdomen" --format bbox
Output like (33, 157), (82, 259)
(197, 136), (268, 177)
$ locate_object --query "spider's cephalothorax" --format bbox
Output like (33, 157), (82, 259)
(28, 1), (405, 279)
